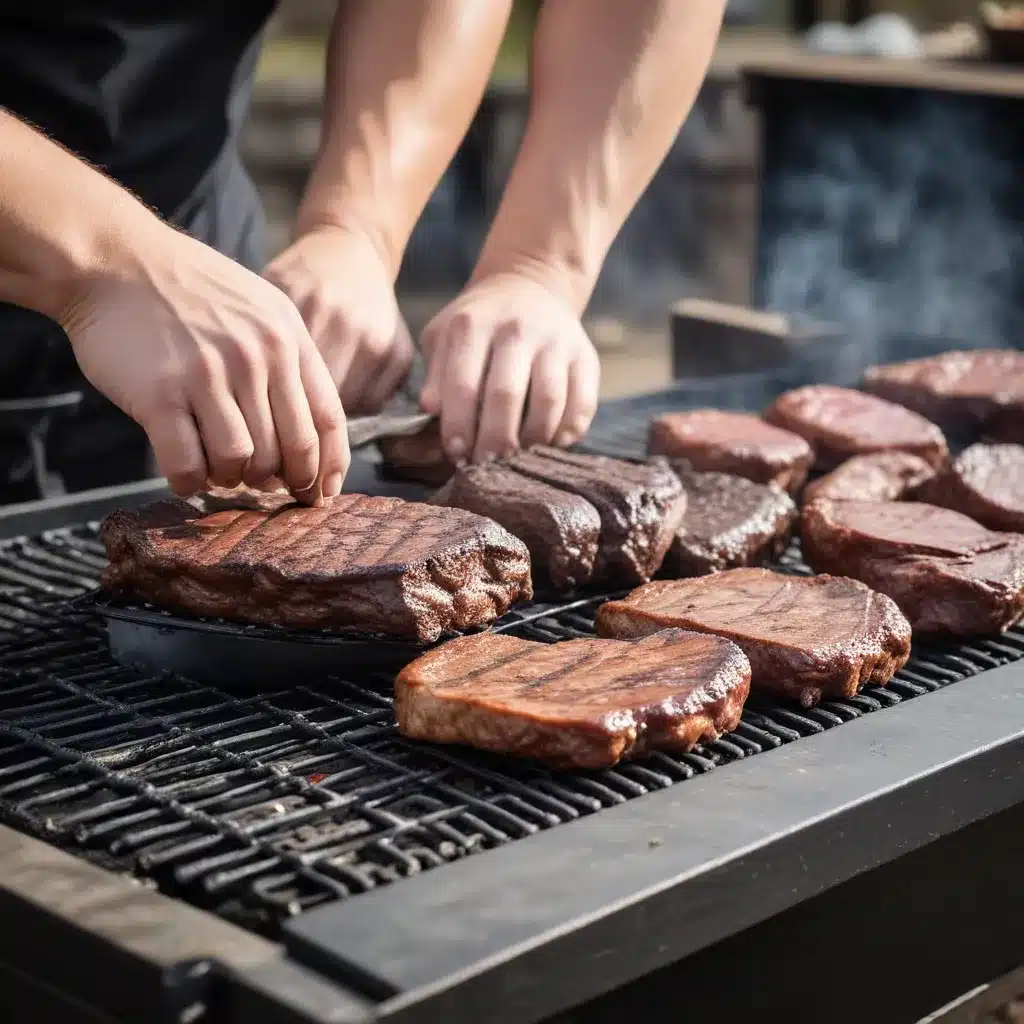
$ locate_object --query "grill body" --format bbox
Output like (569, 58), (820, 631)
(0, 412), (1019, 1024)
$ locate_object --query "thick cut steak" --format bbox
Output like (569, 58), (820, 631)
(431, 462), (601, 591)
(803, 452), (936, 505)
(377, 422), (454, 487)
(666, 467), (797, 576)
(647, 409), (813, 494)
(395, 628), (751, 770)
(596, 568), (911, 707)
(801, 499), (1024, 636)
(505, 447), (686, 585)
(764, 385), (949, 471)
(862, 349), (1024, 440)
(913, 444), (1024, 532)
(101, 491), (532, 643)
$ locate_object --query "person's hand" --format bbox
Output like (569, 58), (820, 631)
(419, 272), (600, 463)
(60, 221), (349, 502)
(264, 224), (414, 415)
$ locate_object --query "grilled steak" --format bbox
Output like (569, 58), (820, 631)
(911, 444), (1024, 532)
(505, 447), (686, 586)
(665, 468), (797, 576)
(803, 452), (936, 505)
(101, 491), (532, 643)
(862, 348), (1024, 440)
(801, 499), (1024, 636)
(395, 628), (751, 770)
(764, 385), (949, 471)
(647, 409), (813, 494)
(431, 462), (601, 591)
(596, 568), (911, 707)
(377, 422), (454, 487)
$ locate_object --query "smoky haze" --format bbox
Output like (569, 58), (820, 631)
(757, 94), (1024, 357)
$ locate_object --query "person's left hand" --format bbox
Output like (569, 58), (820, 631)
(419, 272), (600, 464)
(264, 224), (415, 415)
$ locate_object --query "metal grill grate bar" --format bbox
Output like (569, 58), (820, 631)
(0, 518), (1018, 937)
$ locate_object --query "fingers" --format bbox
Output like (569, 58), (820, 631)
(473, 323), (535, 461)
(521, 344), (569, 449)
(435, 314), (489, 464)
(555, 345), (601, 447)
(266, 332), (322, 500)
(298, 339), (350, 500)
(189, 379), (254, 489)
(237, 382), (281, 489)
(144, 409), (207, 496)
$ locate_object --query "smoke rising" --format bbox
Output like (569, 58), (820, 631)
(758, 94), (1024, 357)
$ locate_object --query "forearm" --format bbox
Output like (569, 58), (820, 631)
(0, 110), (154, 323)
(474, 0), (726, 313)
(298, 0), (513, 278)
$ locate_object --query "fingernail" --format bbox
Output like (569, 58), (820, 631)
(554, 430), (575, 448)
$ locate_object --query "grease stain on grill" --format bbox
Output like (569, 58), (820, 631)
(0, 521), (1016, 939)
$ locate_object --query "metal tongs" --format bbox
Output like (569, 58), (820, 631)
(346, 409), (436, 450)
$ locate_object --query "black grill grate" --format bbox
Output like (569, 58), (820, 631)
(0, 523), (1021, 938)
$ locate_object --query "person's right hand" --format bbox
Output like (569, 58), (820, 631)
(59, 221), (350, 503)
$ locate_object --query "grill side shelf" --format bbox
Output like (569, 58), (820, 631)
(281, 662), (1024, 1024)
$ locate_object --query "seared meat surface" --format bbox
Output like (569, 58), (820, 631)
(596, 568), (911, 707)
(801, 499), (1024, 636)
(913, 444), (1024, 532)
(803, 452), (936, 505)
(764, 385), (949, 471)
(101, 491), (532, 643)
(862, 348), (1024, 440)
(431, 462), (602, 591)
(647, 409), (812, 494)
(377, 422), (454, 487)
(396, 628), (751, 769)
(665, 468), (797, 576)
(505, 447), (686, 586)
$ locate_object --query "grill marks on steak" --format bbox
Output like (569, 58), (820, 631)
(803, 452), (937, 505)
(647, 409), (813, 494)
(764, 385), (949, 471)
(801, 499), (1024, 636)
(504, 447), (687, 586)
(862, 349), (1024, 440)
(101, 492), (532, 643)
(913, 444), (1024, 532)
(431, 463), (602, 591)
(395, 629), (751, 769)
(666, 468), (797, 576)
(596, 568), (911, 707)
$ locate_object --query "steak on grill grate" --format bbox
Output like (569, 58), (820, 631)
(431, 463), (601, 591)
(912, 444), (1024, 532)
(504, 447), (687, 586)
(101, 491), (532, 643)
(862, 348), (1024, 439)
(665, 467), (797, 577)
(646, 409), (813, 494)
(801, 499), (1024, 636)
(377, 421), (455, 486)
(395, 628), (751, 769)
(595, 568), (911, 707)
(764, 385), (949, 472)
(803, 452), (937, 505)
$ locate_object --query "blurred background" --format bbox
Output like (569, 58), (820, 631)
(245, 0), (1023, 399)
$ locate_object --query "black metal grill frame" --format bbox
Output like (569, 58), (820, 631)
(0, 495), (1019, 947)
(0, 427), (1019, 1024)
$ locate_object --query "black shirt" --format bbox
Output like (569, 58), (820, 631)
(0, 2), (279, 492)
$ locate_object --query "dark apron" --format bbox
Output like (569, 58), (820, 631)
(0, 3), (275, 502)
